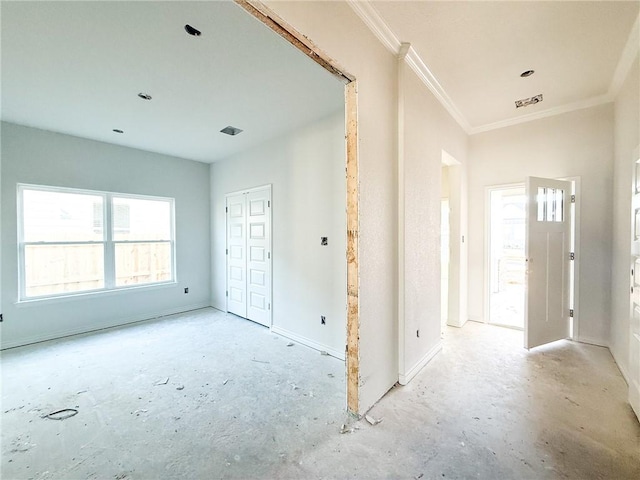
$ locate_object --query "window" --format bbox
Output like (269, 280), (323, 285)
(536, 187), (564, 222)
(112, 196), (173, 287)
(18, 185), (175, 300)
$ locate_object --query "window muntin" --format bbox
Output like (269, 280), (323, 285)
(19, 185), (175, 300)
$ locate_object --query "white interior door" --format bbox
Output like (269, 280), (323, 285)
(226, 186), (271, 327)
(525, 176), (572, 349)
(629, 148), (640, 420)
(246, 189), (271, 327)
(226, 193), (247, 318)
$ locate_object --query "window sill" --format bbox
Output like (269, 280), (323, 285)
(15, 281), (178, 307)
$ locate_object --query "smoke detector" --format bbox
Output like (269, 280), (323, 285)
(515, 94), (543, 108)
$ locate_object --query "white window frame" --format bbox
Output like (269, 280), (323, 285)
(17, 184), (176, 301)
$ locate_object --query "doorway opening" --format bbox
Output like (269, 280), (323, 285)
(234, 1), (360, 413)
(440, 150), (466, 331)
(486, 177), (579, 346)
(487, 185), (526, 329)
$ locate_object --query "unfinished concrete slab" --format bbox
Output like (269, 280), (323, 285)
(2, 311), (638, 479)
(1, 309), (346, 479)
(286, 322), (640, 479)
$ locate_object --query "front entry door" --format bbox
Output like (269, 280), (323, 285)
(629, 148), (640, 420)
(525, 177), (572, 349)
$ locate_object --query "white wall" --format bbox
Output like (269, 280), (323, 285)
(210, 112), (346, 357)
(264, 0), (399, 413)
(399, 63), (468, 383)
(611, 55), (639, 380)
(468, 104), (614, 346)
(441, 166), (450, 198)
(0, 122), (211, 349)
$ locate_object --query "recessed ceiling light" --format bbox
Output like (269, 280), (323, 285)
(220, 126), (243, 136)
(185, 24), (202, 36)
(138, 93), (152, 101)
(113, 129), (124, 134)
(520, 70), (535, 78)
(515, 94), (543, 108)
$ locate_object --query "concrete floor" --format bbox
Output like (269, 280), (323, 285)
(2, 308), (639, 479)
(489, 283), (525, 329)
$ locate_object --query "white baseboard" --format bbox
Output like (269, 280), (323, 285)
(630, 380), (640, 422)
(270, 325), (345, 360)
(575, 335), (608, 348)
(609, 347), (630, 385)
(447, 317), (470, 328)
(398, 341), (442, 385)
(1, 303), (211, 350)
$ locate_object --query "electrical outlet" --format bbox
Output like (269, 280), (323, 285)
(321, 237), (328, 246)
(184, 287), (189, 294)
(321, 316), (326, 325)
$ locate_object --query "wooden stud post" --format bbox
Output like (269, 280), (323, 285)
(345, 81), (359, 414)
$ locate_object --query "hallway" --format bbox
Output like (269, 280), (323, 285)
(330, 322), (640, 479)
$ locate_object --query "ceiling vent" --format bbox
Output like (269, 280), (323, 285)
(220, 126), (243, 136)
(515, 94), (543, 108)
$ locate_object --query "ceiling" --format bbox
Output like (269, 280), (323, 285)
(3, 2), (638, 156)
(366, 0), (639, 133)
(1, 1), (345, 163)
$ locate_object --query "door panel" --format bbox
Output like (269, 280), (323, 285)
(246, 188), (271, 327)
(226, 193), (247, 318)
(225, 187), (271, 327)
(629, 151), (640, 420)
(525, 177), (572, 349)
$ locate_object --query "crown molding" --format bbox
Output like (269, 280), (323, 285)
(347, 0), (633, 136)
(404, 46), (471, 133)
(469, 94), (612, 135)
(347, 0), (471, 133)
(346, 0), (401, 54)
(609, 12), (639, 98)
